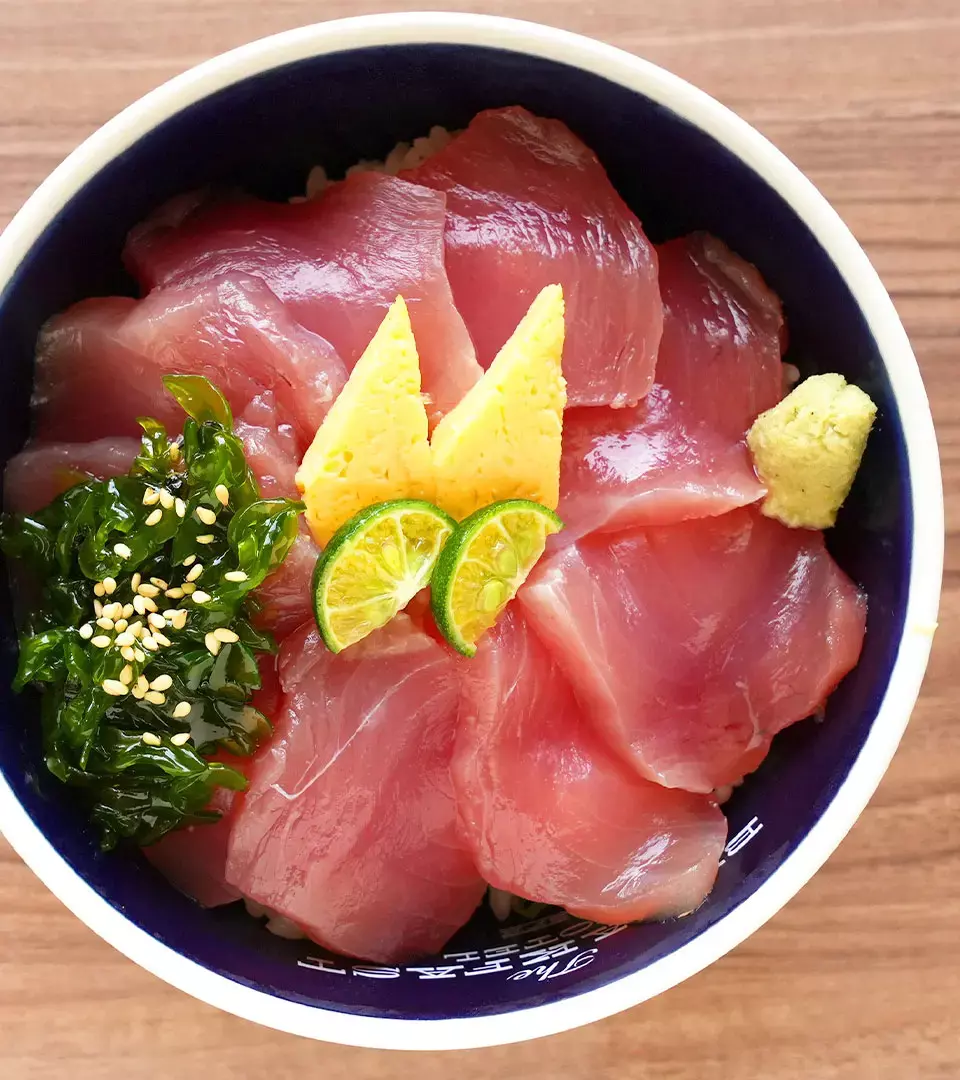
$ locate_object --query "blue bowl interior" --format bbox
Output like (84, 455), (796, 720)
(0, 44), (909, 1020)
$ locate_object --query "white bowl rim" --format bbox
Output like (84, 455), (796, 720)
(0, 10), (943, 1052)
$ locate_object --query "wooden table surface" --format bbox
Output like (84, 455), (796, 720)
(0, 1), (957, 1077)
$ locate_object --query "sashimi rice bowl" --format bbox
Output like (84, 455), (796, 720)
(0, 15), (942, 1050)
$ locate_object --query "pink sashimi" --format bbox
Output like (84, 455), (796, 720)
(144, 664), (283, 908)
(520, 508), (867, 793)
(31, 275), (346, 449)
(225, 617), (486, 963)
(124, 173), (481, 421)
(3, 437), (140, 513)
(143, 782), (242, 908)
(655, 233), (784, 442)
(557, 234), (783, 540)
(455, 610), (727, 923)
(251, 531), (317, 640)
(403, 106), (662, 408)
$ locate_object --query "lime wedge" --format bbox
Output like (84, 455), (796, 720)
(431, 499), (564, 657)
(313, 499), (456, 652)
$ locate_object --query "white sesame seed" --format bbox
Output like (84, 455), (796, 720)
(114, 632), (136, 648)
(103, 577), (117, 595)
(170, 731), (191, 746)
(121, 603), (134, 619)
(158, 489), (175, 510)
(91, 635), (111, 649)
(138, 583), (160, 598)
(133, 595), (147, 615)
(96, 618), (114, 631)
(204, 632), (221, 656)
(168, 443), (181, 463)
(78, 623), (94, 640)
(224, 570), (248, 583)
(114, 618), (128, 633)
(181, 582), (196, 595)
(150, 577), (169, 590)
(113, 543), (132, 559)
(141, 732), (161, 746)
(175, 498), (186, 518)
(133, 648), (146, 663)
(191, 591), (212, 605)
(172, 702), (192, 719)
(149, 674), (173, 692)
(130, 573), (142, 592)
(142, 597), (158, 614)
(182, 554), (197, 567)
(196, 534), (215, 545)
(213, 627), (239, 644)
(165, 587), (185, 599)
(196, 506), (217, 526)
(148, 613), (166, 630)
(121, 646), (136, 662)
(140, 635), (159, 652)
(142, 488), (159, 506)
(93, 582), (105, 598)
(145, 508), (163, 526)
(215, 484), (230, 507)
(145, 690), (166, 705)
(93, 599), (104, 617)
(102, 679), (128, 697)
(119, 664), (134, 686)
(152, 632), (172, 648)
(135, 675), (149, 695)
(186, 564), (203, 582)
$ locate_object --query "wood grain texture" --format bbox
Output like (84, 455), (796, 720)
(0, 1), (957, 1076)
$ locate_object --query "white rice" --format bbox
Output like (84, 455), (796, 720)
(300, 126), (455, 201)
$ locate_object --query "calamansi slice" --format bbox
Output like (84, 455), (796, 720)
(313, 499), (456, 652)
(432, 500), (564, 657)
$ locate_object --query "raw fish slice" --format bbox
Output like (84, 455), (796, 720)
(251, 531), (317, 639)
(455, 610), (727, 923)
(655, 234), (783, 441)
(520, 508), (866, 792)
(557, 234), (782, 539)
(143, 782), (242, 908)
(32, 275), (347, 449)
(3, 437), (140, 513)
(226, 617), (486, 962)
(234, 392), (301, 500)
(125, 173), (481, 421)
(403, 106), (662, 408)
(559, 391), (765, 540)
(144, 665), (283, 908)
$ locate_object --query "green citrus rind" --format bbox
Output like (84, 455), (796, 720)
(431, 499), (564, 657)
(313, 499), (456, 652)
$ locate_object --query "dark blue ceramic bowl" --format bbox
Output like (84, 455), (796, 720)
(0, 14), (942, 1050)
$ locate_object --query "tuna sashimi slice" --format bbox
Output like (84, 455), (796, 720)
(520, 509), (867, 792)
(226, 617), (486, 962)
(31, 275), (347, 449)
(3, 437), (140, 514)
(403, 106), (662, 408)
(557, 234), (783, 540)
(455, 610), (727, 923)
(144, 664), (283, 908)
(655, 233), (784, 442)
(124, 173), (481, 422)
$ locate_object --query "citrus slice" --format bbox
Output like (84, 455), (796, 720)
(313, 499), (456, 652)
(432, 499), (564, 657)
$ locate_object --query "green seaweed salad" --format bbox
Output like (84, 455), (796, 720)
(0, 375), (302, 848)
